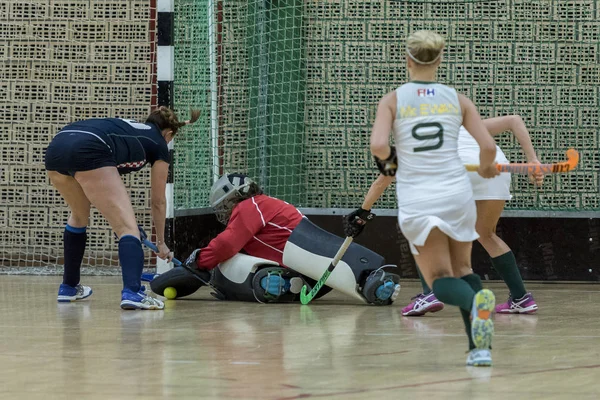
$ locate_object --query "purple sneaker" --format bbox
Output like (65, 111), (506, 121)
(495, 292), (538, 314)
(401, 292), (444, 316)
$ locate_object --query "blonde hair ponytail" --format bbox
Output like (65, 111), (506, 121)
(406, 30), (445, 65)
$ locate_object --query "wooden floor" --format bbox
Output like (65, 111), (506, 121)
(1, 276), (599, 400)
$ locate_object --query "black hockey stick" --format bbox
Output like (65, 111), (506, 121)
(299, 236), (354, 305)
(137, 227), (218, 293)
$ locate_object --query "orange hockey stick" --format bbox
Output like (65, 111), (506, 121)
(465, 148), (579, 175)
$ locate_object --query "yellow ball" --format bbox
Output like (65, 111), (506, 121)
(163, 287), (177, 300)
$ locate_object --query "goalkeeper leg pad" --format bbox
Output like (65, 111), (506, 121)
(149, 266), (208, 298)
(284, 218), (390, 303)
(284, 240), (388, 303)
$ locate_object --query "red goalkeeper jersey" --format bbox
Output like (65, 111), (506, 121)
(196, 194), (304, 270)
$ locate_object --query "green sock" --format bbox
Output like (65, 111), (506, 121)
(416, 264), (432, 294)
(491, 251), (526, 299)
(433, 277), (477, 350)
(432, 277), (475, 312)
(460, 308), (476, 350)
(460, 274), (482, 351)
(461, 273), (483, 293)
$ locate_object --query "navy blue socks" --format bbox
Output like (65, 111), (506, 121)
(63, 225), (87, 287)
(119, 235), (144, 293)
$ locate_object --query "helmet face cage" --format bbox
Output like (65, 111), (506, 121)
(213, 196), (238, 224)
(209, 174), (253, 225)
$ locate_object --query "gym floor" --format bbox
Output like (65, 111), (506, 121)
(1, 276), (598, 399)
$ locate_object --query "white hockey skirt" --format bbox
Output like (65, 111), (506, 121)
(398, 190), (479, 255)
(460, 145), (512, 201)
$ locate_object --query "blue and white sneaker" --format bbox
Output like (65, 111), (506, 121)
(57, 283), (93, 302)
(466, 349), (492, 367)
(120, 288), (164, 310)
(471, 289), (495, 350)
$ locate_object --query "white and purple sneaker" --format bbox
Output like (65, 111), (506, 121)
(495, 292), (538, 314)
(401, 292), (444, 316)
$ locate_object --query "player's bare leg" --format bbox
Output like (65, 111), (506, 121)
(48, 171), (93, 302)
(476, 200), (537, 314)
(475, 200), (510, 257)
(75, 167), (163, 310)
(413, 229), (453, 286)
(402, 239), (444, 316)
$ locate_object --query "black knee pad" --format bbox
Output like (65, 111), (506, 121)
(149, 267), (210, 298)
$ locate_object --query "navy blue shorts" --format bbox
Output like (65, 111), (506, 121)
(44, 130), (116, 176)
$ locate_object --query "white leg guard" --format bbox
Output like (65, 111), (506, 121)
(283, 218), (401, 304)
(283, 241), (366, 302)
(218, 253), (279, 283)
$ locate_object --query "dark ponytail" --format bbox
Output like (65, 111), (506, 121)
(146, 107), (200, 135)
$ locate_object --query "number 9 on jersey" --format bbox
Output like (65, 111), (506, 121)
(412, 122), (444, 153)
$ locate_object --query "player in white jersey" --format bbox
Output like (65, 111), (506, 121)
(348, 116), (543, 317)
(369, 30), (498, 366)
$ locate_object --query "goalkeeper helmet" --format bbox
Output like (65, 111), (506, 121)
(209, 173), (254, 224)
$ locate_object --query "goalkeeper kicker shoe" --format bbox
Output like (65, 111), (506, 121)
(362, 269), (401, 305)
(260, 273), (292, 298)
(57, 283), (93, 302)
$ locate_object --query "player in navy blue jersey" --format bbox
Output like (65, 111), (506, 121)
(45, 107), (199, 310)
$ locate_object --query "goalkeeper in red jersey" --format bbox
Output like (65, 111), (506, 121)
(191, 173), (304, 270)
(150, 173), (400, 304)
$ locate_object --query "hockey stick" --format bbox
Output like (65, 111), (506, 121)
(137, 227), (217, 291)
(141, 273), (159, 282)
(139, 236), (226, 298)
(140, 238), (184, 267)
(464, 148), (579, 174)
(299, 236), (354, 305)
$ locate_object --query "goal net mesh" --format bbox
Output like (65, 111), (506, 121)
(174, 0), (599, 212)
